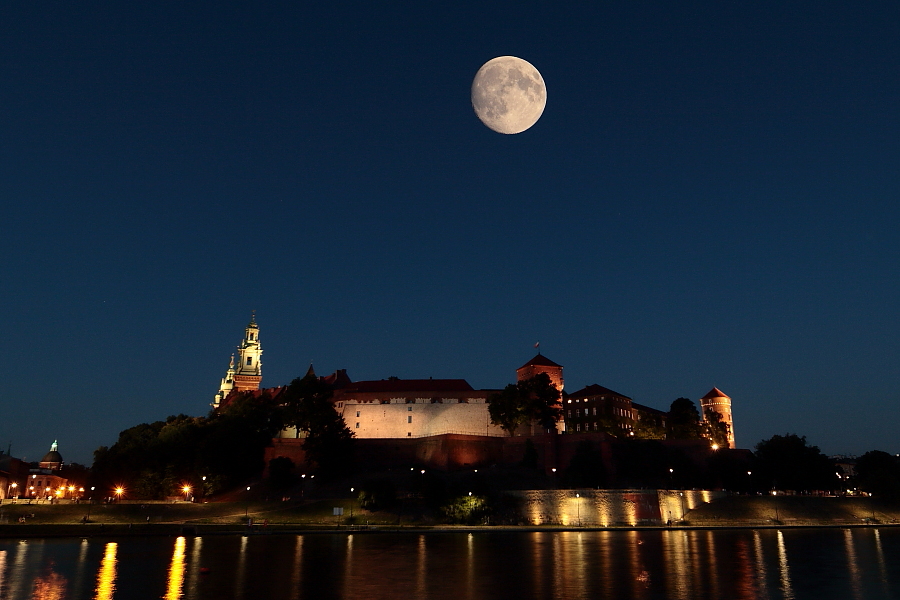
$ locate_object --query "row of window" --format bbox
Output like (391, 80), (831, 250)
(354, 415), (414, 428)
(571, 422), (630, 432)
(567, 407), (633, 419)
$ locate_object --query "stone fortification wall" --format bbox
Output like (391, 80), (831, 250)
(508, 489), (727, 526)
(341, 400), (506, 439)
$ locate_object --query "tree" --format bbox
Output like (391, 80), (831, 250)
(667, 398), (704, 440)
(854, 451), (900, 498)
(487, 373), (562, 435)
(702, 409), (730, 448)
(280, 373), (354, 475)
(753, 434), (837, 492)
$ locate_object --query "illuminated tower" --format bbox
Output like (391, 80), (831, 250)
(516, 354), (564, 393)
(700, 387), (735, 449)
(233, 312), (262, 392)
(516, 353), (565, 434)
(213, 354), (236, 408)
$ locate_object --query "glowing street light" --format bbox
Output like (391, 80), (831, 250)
(114, 487), (124, 502)
(182, 485), (192, 502)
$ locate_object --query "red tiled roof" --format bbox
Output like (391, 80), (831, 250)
(568, 384), (632, 400)
(339, 379), (474, 394)
(701, 387), (730, 400)
(517, 354), (562, 370)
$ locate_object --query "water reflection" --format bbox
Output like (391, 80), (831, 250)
(30, 568), (67, 600)
(164, 537), (186, 600)
(288, 536), (302, 600)
(776, 530), (793, 600)
(1, 528), (899, 599)
(94, 542), (117, 600)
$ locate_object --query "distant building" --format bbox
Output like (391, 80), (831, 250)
(27, 441), (69, 501)
(214, 313), (263, 408)
(564, 384), (634, 435)
(214, 317), (736, 452)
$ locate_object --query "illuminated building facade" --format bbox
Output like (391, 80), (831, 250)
(213, 313), (262, 408)
(699, 387), (735, 449)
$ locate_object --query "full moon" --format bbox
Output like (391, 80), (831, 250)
(471, 56), (546, 135)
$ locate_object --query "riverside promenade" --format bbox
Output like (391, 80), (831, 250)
(1, 495), (899, 538)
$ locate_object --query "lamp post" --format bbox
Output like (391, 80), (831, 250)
(746, 471), (752, 493)
(114, 487), (124, 503)
(182, 485), (192, 502)
(668, 468), (674, 489)
(7, 482), (17, 502)
(575, 493), (581, 526)
(245, 486), (251, 518)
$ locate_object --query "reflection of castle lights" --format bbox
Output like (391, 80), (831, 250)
(165, 537), (186, 600)
(776, 530), (793, 599)
(94, 542), (118, 600)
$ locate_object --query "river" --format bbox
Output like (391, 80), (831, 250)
(1, 527), (898, 599)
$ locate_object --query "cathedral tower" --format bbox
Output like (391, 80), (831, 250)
(213, 313), (262, 408)
(233, 312), (262, 392)
(700, 387), (735, 449)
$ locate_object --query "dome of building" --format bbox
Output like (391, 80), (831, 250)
(40, 440), (62, 465)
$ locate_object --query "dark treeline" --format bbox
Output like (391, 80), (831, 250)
(90, 373), (353, 499)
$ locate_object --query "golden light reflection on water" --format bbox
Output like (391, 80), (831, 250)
(663, 530), (691, 598)
(164, 537), (186, 600)
(32, 568), (68, 600)
(0, 550), (6, 598)
(843, 529), (862, 600)
(873, 529), (890, 596)
(752, 530), (770, 600)
(704, 530), (719, 599)
(94, 542), (117, 600)
(416, 535), (426, 599)
(776, 530), (793, 600)
(289, 536), (302, 600)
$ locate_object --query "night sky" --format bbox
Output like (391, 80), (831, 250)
(4, 2), (899, 465)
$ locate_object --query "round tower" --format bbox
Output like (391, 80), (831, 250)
(700, 387), (735, 449)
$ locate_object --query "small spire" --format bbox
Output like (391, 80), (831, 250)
(305, 363), (316, 378)
(249, 310), (257, 326)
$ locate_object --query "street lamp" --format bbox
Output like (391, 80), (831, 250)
(7, 482), (17, 501)
(575, 493), (581, 525)
(746, 471), (752, 493)
(182, 485), (192, 502)
(114, 487), (124, 502)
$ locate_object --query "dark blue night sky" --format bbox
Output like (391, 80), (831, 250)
(3, 2), (899, 464)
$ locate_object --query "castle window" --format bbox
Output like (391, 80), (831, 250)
(408, 406), (412, 411)
(408, 432), (412, 437)
(356, 411), (360, 418)
(355, 423), (359, 428)
(592, 407), (597, 416)
(408, 416), (412, 423)
(593, 422), (598, 431)
(249, 333), (254, 340)
(567, 410), (571, 418)
(575, 409), (580, 417)
(246, 357), (252, 365)
(576, 424), (581, 432)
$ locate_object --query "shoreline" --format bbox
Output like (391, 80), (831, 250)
(3, 520), (899, 539)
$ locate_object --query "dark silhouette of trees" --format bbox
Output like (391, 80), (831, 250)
(702, 409), (730, 447)
(854, 451), (900, 498)
(488, 373), (562, 435)
(753, 434), (837, 493)
(667, 398), (704, 440)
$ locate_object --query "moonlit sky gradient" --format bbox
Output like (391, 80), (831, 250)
(3, 2), (899, 464)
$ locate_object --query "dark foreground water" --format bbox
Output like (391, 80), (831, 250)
(1, 528), (898, 599)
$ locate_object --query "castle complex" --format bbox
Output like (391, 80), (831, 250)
(213, 315), (736, 449)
